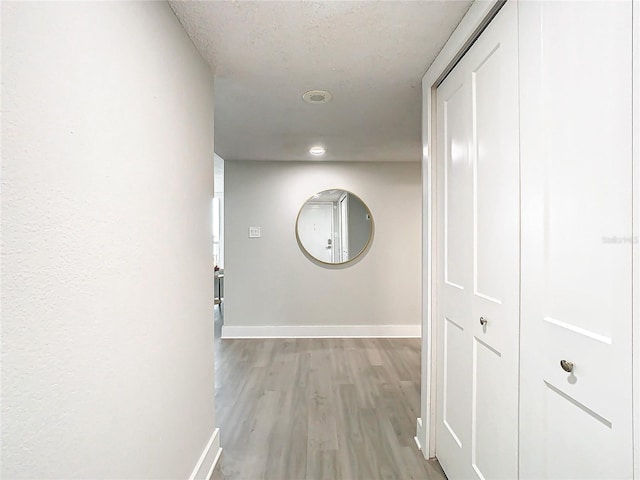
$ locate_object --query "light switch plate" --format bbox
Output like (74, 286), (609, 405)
(249, 226), (261, 238)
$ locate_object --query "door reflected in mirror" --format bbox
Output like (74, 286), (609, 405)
(296, 189), (373, 265)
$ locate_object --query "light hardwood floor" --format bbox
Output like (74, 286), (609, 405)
(212, 310), (446, 480)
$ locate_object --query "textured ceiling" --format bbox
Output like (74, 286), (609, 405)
(169, 1), (473, 162)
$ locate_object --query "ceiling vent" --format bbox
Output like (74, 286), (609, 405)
(302, 90), (332, 104)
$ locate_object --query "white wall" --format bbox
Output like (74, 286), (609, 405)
(223, 160), (421, 337)
(1, 2), (217, 479)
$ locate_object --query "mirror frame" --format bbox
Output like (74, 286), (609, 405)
(295, 189), (374, 267)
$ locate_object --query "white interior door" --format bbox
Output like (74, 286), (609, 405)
(519, 2), (634, 478)
(435, 2), (520, 479)
(298, 202), (334, 262)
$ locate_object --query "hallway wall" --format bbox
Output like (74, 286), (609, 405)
(223, 160), (421, 337)
(1, 3), (217, 478)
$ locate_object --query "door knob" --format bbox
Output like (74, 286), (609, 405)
(479, 317), (488, 326)
(560, 360), (574, 373)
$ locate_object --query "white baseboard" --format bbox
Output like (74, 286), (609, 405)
(189, 428), (222, 480)
(220, 324), (421, 339)
(415, 417), (423, 451)
(414, 435), (422, 451)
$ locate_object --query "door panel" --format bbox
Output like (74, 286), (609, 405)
(436, 2), (520, 479)
(468, 5), (520, 477)
(543, 381), (618, 479)
(443, 316), (468, 448)
(519, 1), (634, 478)
(437, 47), (474, 480)
(472, 337), (505, 480)
(444, 81), (472, 291)
(473, 39), (516, 306)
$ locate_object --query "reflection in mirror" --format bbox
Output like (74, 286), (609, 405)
(296, 189), (373, 265)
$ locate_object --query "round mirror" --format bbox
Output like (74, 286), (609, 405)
(296, 189), (374, 265)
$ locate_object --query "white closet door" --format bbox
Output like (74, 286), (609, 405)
(435, 2), (520, 479)
(519, 1), (634, 479)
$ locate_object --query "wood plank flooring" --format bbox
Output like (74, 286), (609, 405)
(212, 311), (446, 480)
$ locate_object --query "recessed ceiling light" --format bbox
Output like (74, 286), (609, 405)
(309, 146), (326, 156)
(303, 90), (332, 104)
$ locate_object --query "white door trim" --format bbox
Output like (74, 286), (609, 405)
(418, 2), (640, 477)
(632, 1), (640, 477)
(417, 0), (504, 459)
